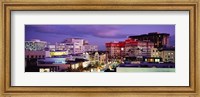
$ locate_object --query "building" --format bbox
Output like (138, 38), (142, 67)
(105, 38), (154, 59)
(25, 51), (47, 59)
(144, 57), (162, 63)
(25, 39), (47, 51)
(25, 50), (48, 71)
(63, 38), (85, 54)
(105, 41), (125, 59)
(151, 48), (160, 57)
(87, 51), (108, 65)
(124, 39), (154, 58)
(65, 43), (74, 54)
(84, 45), (98, 52)
(55, 43), (66, 50)
(37, 57), (89, 72)
(159, 47), (175, 63)
(129, 32), (170, 48)
(51, 38), (98, 54)
(49, 50), (68, 57)
(117, 62), (175, 72)
(48, 44), (56, 51)
(37, 57), (69, 72)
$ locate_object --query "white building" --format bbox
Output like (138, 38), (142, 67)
(84, 45), (98, 52)
(65, 43), (74, 54)
(48, 44), (56, 51)
(159, 48), (175, 63)
(55, 43), (66, 50)
(53, 38), (98, 55)
(63, 38), (84, 54)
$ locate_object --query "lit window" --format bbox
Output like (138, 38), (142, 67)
(155, 59), (160, 62)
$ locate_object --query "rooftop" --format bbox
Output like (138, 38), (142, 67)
(119, 62), (175, 68)
(129, 32), (170, 38)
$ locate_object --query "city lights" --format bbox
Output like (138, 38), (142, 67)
(25, 25), (175, 72)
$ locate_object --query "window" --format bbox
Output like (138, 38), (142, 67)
(155, 59), (160, 62)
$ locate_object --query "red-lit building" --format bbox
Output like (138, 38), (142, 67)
(105, 41), (125, 59)
(105, 38), (154, 59)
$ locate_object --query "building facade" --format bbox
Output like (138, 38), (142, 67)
(87, 51), (108, 65)
(48, 38), (98, 55)
(84, 45), (98, 52)
(105, 38), (154, 59)
(63, 38), (84, 54)
(25, 39), (47, 51)
(48, 44), (56, 51)
(124, 39), (154, 58)
(25, 51), (46, 59)
(151, 48), (160, 57)
(55, 43), (66, 50)
(159, 48), (175, 63)
(105, 41), (125, 59)
(129, 32), (170, 48)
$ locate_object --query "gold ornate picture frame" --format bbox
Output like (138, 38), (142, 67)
(0, 0), (199, 97)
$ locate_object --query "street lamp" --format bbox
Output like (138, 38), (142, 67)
(120, 47), (124, 62)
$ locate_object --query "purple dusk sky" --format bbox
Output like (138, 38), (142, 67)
(25, 25), (175, 50)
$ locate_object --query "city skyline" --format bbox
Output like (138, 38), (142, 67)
(25, 25), (175, 50)
(25, 25), (175, 72)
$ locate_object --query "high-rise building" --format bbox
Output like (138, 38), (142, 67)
(105, 38), (154, 59)
(124, 39), (154, 58)
(25, 39), (47, 51)
(62, 38), (98, 54)
(63, 38), (84, 54)
(129, 32), (170, 48)
(105, 41), (125, 59)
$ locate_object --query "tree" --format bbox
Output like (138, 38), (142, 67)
(94, 61), (100, 68)
(77, 65), (84, 72)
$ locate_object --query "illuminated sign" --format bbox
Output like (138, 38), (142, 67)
(50, 51), (67, 56)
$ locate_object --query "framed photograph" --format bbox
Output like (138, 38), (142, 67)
(0, 0), (199, 97)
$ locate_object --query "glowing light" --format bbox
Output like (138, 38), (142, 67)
(50, 51), (67, 56)
(121, 48), (124, 51)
